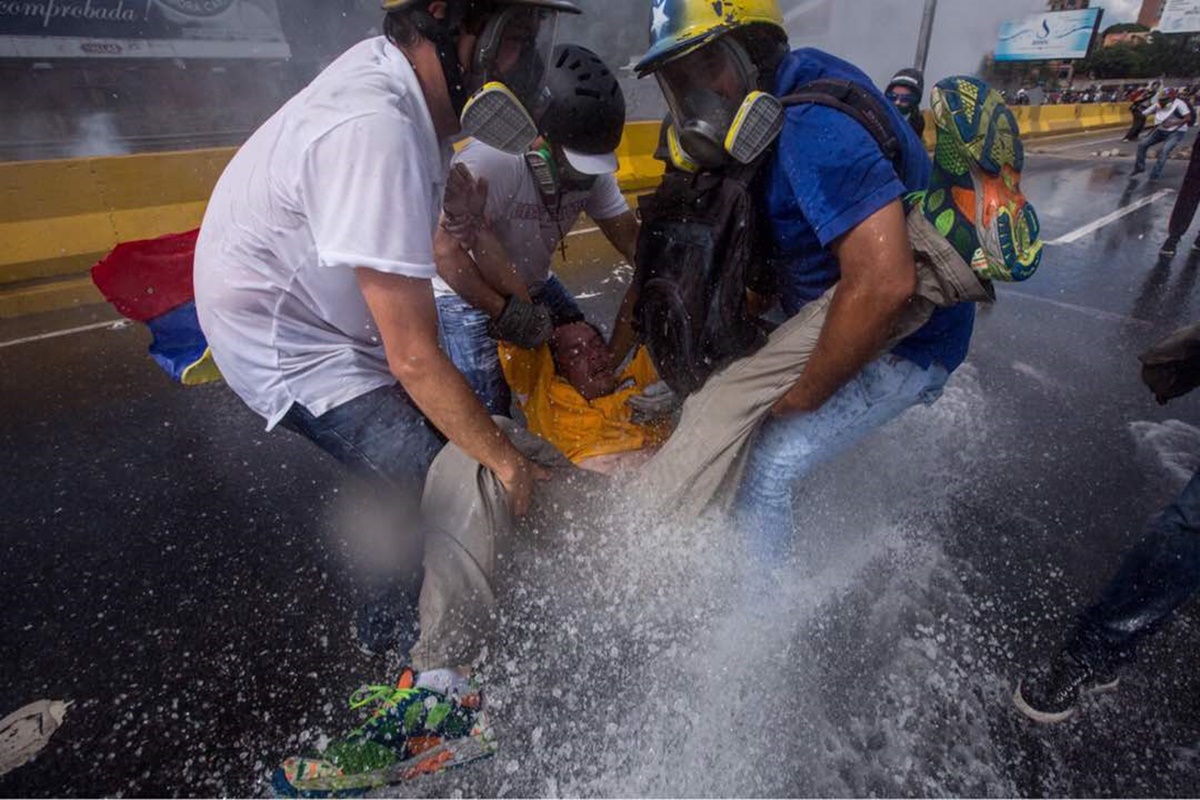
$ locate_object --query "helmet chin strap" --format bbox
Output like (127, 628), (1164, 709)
(409, 8), (472, 118)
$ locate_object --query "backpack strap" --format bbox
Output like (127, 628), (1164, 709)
(777, 78), (904, 172)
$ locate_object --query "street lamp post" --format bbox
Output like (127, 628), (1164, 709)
(915, 0), (938, 73)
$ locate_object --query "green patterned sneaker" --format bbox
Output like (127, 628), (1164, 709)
(271, 668), (496, 797)
(922, 75), (1042, 282)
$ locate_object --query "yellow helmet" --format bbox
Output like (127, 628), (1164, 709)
(635, 0), (785, 76)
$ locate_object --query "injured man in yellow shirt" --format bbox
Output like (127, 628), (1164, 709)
(498, 320), (672, 475)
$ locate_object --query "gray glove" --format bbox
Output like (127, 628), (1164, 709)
(488, 296), (553, 349)
(626, 380), (682, 424)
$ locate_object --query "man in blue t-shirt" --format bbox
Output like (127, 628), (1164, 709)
(632, 0), (1036, 553)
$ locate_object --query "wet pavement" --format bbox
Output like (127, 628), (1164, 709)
(4, 135), (1200, 797)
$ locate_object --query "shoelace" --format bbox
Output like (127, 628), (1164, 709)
(345, 683), (422, 739)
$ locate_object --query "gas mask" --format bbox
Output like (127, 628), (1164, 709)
(655, 37), (784, 171)
(460, 6), (559, 153)
(524, 142), (598, 199)
(524, 143), (559, 197)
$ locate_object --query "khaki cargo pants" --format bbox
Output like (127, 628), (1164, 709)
(632, 207), (994, 519)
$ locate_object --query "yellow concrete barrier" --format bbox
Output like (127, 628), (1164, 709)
(0, 148), (233, 287)
(1011, 102), (1129, 138)
(0, 106), (1131, 318)
(0, 123), (664, 317)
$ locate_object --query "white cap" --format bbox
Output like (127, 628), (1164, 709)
(561, 146), (619, 175)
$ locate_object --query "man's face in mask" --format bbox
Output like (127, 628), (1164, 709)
(887, 85), (918, 115)
(492, 7), (540, 78)
(660, 40), (749, 107)
(550, 321), (615, 400)
(655, 37), (759, 168)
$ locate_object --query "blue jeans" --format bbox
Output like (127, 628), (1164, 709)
(1135, 128), (1186, 178)
(280, 383), (445, 653)
(436, 274), (584, 416)
(1069, 467), (1200, 673)
(733, 353), (950, 560)
(280, 383), (444, 491)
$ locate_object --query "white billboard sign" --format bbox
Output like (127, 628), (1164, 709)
(0, 0), (290, 59)
(1159, 0), (1200, 34)
(995, 8), (1103, 62)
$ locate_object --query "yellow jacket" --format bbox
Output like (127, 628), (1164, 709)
(498, 343), (671, 464)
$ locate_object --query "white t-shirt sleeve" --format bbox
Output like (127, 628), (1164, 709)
(584, 173), (630, 221)
(302, 112), (438, 277)
(452, 141), (526, 220)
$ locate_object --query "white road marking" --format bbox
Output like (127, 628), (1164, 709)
(1002, 290), (1154, 326)
(1035, 134), (1125, 153)
(1044, 188), (1174, 245)
(0, 319), (129, 349)
(566, 225), (600, 238)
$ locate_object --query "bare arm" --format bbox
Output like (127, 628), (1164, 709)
(356, 267), (545, 514)
(771, 199), (916, 416)
(597, 210), (642, 365)
(434, 220), (530, 318)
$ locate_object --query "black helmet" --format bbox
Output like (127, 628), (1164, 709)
(537, 44), (626, 170)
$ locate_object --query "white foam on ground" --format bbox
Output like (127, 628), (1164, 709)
(1128, 419), (1200, 487)
(387, 363), (1028, 797)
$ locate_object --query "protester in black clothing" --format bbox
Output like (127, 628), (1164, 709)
(885, 68), (925, 138)
(1160, 141), (1200, 257)
(1124, 91), (1151, 141)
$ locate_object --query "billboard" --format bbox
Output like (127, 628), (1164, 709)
(0, 0), (290, 59)
(1158, 0), (1200, 34)
(994, 8), (1104, 62)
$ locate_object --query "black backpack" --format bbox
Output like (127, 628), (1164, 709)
(632, 78), (904, 396)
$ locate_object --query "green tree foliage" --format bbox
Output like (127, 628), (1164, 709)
(1100, 22), (1149, 36)
(1080, 43), (1147, 77)
(1076, 33), (1200, 78)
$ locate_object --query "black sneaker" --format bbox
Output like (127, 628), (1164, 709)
(1161, 236), (1181, 257)
(1012, 651), (1119, 724)
(1190, 238), (1200, 254)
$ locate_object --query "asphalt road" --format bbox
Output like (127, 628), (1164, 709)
(4, 131), (1200, 797)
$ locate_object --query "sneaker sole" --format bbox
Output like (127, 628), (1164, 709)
(932, 77), (1042, 282)
(278, 734), (497, 796)
(1012, 676), (1120, 725)
(1012, 680), (1077, 724)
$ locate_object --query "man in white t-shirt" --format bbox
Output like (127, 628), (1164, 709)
(194, 0), (585, 790)
(433, 44), (640, 415)
(1133, 88), (1193, 179)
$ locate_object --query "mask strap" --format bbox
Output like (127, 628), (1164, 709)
(410, 9), (470, 117)
(527, 144), (570, 263)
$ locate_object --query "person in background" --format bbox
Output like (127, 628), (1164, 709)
(1132, 88), (1191, 179)
(1158, 135), (1200, 258)
(1123, 82), (1159, 141)
(1014, 322), (1200, 723)
(886, 67), (925, 138)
